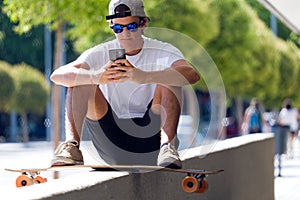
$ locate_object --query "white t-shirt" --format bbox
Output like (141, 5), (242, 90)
(77, 36), (184, 118)
(279, 108), (298, 132)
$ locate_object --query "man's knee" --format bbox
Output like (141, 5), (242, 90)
(68, 85), (99, 98)
(153, 85), (182, 105)
(151, 85), (182, 115)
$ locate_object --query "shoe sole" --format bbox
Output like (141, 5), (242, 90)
(51, 157), (84, 167)
(158, 162), (182, 169)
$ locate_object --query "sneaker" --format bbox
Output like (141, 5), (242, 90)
(157, 143), (182, 169)
(50, 140), (84, 166)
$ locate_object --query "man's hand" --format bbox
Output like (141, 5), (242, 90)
(104, 59), (147, 84)
(97, 59), (200, 86)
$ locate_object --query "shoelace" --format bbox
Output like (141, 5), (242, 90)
(54, 141), (77, 154)
(162, 144), (179, 157)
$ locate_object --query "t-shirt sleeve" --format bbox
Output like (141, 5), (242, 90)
(75, 46), (109, 71)
(76, 49), (92, 65)
(143, 43), (185, 71)
(163, 43), (185, 67)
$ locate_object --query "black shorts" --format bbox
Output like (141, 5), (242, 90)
(84, 101), (161, 165)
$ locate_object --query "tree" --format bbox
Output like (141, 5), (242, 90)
(246, 19), (280, 107)
(206, 0), (300, 104)
(0, 61), (15, 111)
(0, 6), (44, 72)
(206, 0), (260, 98)
(275, 41), (300, 106)
(2, 0), (108, 150)
(293, 51), (300, 106)
(143, 0), (220, 92)
(146, 0), (219, 47)
(245, 0), (300, 45)
(70, 0), (221, 52)
(0, 2), (78, 72)
(9, 63), (50, 144)
(2, 0), (110, 53)
(205, 0), (279, 130)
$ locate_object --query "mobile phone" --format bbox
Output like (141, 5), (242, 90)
(109, 49), (126, 61)
(109, 49), (126, 71)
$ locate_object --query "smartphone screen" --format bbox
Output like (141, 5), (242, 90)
(109, 49), (126, 61)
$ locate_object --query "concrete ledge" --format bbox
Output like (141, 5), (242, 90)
(182, 133), (275, 200)
(7, 133), (275, 200)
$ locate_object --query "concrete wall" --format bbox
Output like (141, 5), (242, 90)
(187, 133), (275, 200)
(10, 133), (275, 200)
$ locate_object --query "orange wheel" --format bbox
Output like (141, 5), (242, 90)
(34, 176), (47, 184)
(196, 179), (208, 193)
(16, 175), (33, 187)
(181, 176), (199, 193)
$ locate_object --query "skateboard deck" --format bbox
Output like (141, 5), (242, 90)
(5, 165), (224, 193)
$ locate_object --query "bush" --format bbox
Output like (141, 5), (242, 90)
(0, 61), (15, 111)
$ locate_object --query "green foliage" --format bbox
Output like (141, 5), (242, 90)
(146, 0), (219, 47)
(2, 0), (220, 52)
(204, 0), (300, 108)
(2, 0), (300, 109)
(293, 51), (300, 107)
(0, 61), (15, 111)
(275, 41), (300, 105)
(246, 19), (280, 107)
(289, 32), (300, 47)
(0, 6), (45, 71)
(9, 63), (50, 115)
(207, 0), (259, 97)
(245, 0), (299, 49)
(2, 0), (109, 53)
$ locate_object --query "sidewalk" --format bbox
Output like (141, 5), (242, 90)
(274, 139), (300, 200)
(0, 141), (100, 195)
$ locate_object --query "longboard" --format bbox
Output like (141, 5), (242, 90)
(5, 165), (224, 193)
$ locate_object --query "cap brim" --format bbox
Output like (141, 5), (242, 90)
(106, 12), (132, 20)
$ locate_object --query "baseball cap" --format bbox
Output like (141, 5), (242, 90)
(106, 0), (148, 20)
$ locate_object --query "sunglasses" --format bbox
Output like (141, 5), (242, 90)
(110, 22), (140, 34)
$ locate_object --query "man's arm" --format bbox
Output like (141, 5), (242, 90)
(50, 61), (114, 87)
(148, 59), (200, 86)
(50, 61), (91, 87)
(51, 58), (200, 87)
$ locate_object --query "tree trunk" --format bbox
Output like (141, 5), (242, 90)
(21, 112), (29, 145)
(52, 22), (65, 179)
(236, 96), (244, 136)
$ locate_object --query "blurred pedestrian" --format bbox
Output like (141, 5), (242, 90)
(297, 108), (300, 139)
(278, 99), (298, 158)
(242, 98), (268, 134)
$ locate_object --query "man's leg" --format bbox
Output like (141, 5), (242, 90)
(152, 85), (182, 145)
(64, 85), (108, 142)
(288, 132), (296, 158)
(152, 85), (182, 168)
(51, 85), (107, 166)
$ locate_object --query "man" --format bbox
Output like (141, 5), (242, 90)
(50, 0), (200, 169)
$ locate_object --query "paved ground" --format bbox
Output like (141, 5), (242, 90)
(0, 138), (300, 199)
(274, 139), (300, 200)
(0, 141), (101, 196)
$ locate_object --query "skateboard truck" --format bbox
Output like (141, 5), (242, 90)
(16, 171), (47, 187)
(181, 171), (208, 193)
